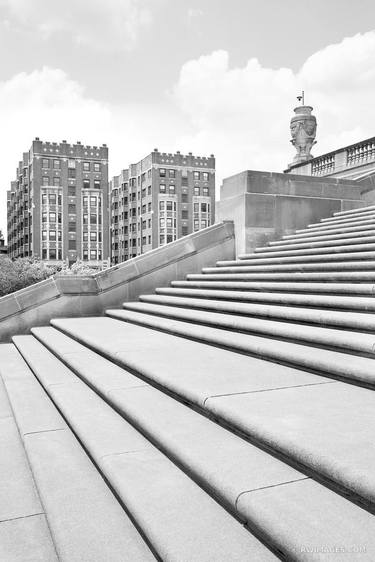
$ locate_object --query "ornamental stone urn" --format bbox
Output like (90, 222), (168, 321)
(289, 105), (317, 165)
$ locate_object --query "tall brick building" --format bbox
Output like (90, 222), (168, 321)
(7, 138), (110, 266)
(110, 149), (215, 263)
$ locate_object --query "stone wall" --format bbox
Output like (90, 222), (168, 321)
(0, 221), (235, 342)
(217, 170), (365, 255)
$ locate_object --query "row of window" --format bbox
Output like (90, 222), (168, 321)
(159, 169), (210, 181)
(42, 159), (101, 172)
(42, 177), (101, 189)
(159, 186), (209, 197)
(41, 248), (102, 260)
(41, 230), (102, 242)
(42, 193), (62, 205)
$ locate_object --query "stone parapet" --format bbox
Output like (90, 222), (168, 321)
(0, 222), (235, 342)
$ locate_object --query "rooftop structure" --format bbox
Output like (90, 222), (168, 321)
(7, 138), (110, 267)
(110, 149), (215, 264)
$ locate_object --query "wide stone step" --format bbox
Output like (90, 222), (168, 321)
(333, 204), (375, 217)
(283, 222), (375, 241)
(255, 235), (375, 253)
(270, 229), (375, 247)
(321, 208), (375, 223)
(139, 294), (375, 331)
(171, 279), (375, 295)
(203, 260), (375, 274)
(239, 241), (375, 260)
(189, 271), (375, 282)
(220, 250), (375, 267)
(104, 308), (375, 387)
(155, 286), (375, 312)
(12, 335), (272, 562)
(305, 214), (375, 230)
(0, 343), (153, 562)
(119, 301), (375, 356)
(29, 327), (375, 562)
(48, 317), (375, 523)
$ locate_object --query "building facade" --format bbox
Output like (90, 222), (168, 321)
(7, 138), (110, 266)
(110, 149), (215, 264)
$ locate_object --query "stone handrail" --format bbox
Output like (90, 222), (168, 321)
(0, 221), (235, 342)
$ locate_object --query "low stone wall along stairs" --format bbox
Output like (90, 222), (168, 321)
(1, 204), (375, 560)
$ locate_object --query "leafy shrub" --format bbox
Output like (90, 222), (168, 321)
(0, 257), (58, 297)
(57, 260), (98, 276)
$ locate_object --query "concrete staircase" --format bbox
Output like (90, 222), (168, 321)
(2, 204), (375, 560)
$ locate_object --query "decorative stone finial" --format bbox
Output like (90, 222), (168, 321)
(289, 92), (317, 166)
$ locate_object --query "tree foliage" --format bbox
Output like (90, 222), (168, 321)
(0, 257), (58, 297)
(0, 258), (98, 297)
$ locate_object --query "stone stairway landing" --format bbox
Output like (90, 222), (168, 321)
(1, 204), (375, 561)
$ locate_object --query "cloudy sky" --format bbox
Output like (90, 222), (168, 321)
(1, 0), (375, 234)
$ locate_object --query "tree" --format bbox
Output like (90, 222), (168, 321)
(0, 257), (58, 297)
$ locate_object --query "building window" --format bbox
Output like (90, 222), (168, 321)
(148, 186), (151, 195)
(68, 240), (76, 250)
(42, 194), (47, 204)
(169, 184), (175, 194)
(194, 203), (199, 213)
(194, 187), (200, 196)
(166, 201), (173, 211)
(49, 249), (56, 259)
(169, 169), (175, 178)
(83, 231), (88, 241)
(83, 250), (88, 261)
(94, 162), (101, 172)
(83, 179), (90, 189)
(90, 214), (97, 225)
(68, 159), (75, 168)
(181, 193), (188, 203)
(68, 221), (76, 231)
(194, 219), (199, 231)
(203, 187), (209, 196)
(42, 249), (47, 259)
(201, 203), (207, 212)
(182, 210), (188, 219)
(166, 218), (172, 227)
(167, 234), (173, 243)
(68, 186), (76, 196)
(160, 235), (165, 244)
(159, 184), (166, 193)
(159, 218), (165, 228)
(68, 168), (76, 178)
(159, 168), (166, 177)
(42, 159), (49, 168)
(53, 177), (60, 187)
(182, 226), (188, 236)
(49, 230), (56, 241)
(202, 172), (209, 181)
(53, 160), (61, 170)
(49, 194), (56, 205)
(68, 204), (76, 214)
(42, 176), (49, 186)
(90, 196), (97, 206)
(148, 202), (152, 212)
(42, 230), (47, 240)
(49, 212), (56, 223)
(83, 214), (88, 225)
(193, 171), (200, 180)
(90, 232), (97, 241)
(94, 180), (101, 189)
(58, 231), (62, 241)
(83, 162), (90, 171)
(89, 250), (96, 260)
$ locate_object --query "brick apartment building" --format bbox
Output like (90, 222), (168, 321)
(7, 138), (110, 267)
(110, 149), (215, 263)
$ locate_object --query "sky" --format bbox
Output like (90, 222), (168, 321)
(1, 0), (375, 235)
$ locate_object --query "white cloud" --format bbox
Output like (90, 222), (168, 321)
(172, 31), (375, 191)
(0, 0), (152, 52)
(2, 30), (375, 236)
(0, 66), (180, 235)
